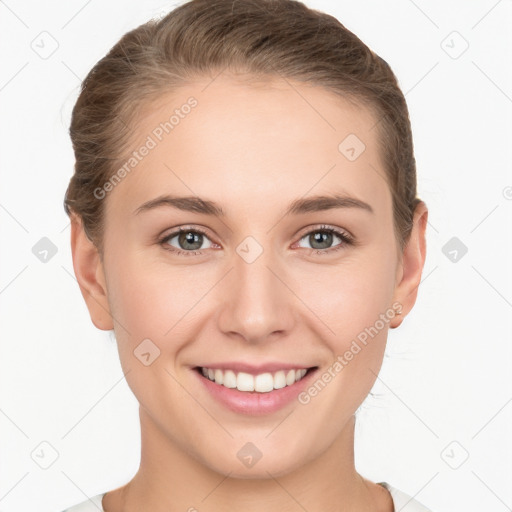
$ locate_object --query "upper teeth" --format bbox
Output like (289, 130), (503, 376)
(201, 367), (308, 393)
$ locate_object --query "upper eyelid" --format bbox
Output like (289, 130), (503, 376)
(296, 224), (352, 238)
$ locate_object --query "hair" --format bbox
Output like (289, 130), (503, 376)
(63, 0), (422, 256)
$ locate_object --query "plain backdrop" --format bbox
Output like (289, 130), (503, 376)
(1, 1), (511, 511)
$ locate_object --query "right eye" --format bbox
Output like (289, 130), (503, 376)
(159, 227), (216, 256)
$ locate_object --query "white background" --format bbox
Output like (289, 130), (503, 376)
(0, 1), (511, 511)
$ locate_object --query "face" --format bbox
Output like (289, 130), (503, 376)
(73, 72), (425, 479)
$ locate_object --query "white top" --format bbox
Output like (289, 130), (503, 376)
(61, 482), (434, 511)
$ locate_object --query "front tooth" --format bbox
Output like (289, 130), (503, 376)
(273, 370), (286, 389)
(223, 370), (237, 388)
(237, 372), (255, 391)
(286, 369), (296, 385)
(214, 369), (223, 385)
(255, 372), (274, 393)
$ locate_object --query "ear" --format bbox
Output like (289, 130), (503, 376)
(390, 201), (428, 328)
(70, 213), (114, 331)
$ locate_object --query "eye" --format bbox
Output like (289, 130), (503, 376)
(159, 227), (215, 255)
(295, 225), (354, 253)
(158, 224), (354, 257)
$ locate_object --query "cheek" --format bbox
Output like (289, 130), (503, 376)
(106, 245), (192, 334)
(295, 254), (398, 434)
(297, 250), (397, 417)
(103, 257), (201, 420)
(107, 269), (171, 342)
(104, 248), (220, 371)
(296, 245), (398, 344)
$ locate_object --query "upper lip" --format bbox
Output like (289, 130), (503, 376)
(195, 362), (318, 375)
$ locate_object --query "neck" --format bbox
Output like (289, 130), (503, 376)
(105, 408), (380, 512)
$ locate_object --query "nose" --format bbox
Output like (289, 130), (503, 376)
(216, 243), (295, 345)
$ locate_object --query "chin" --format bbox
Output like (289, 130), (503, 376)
(199, 445), (310, 480)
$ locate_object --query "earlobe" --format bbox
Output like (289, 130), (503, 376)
(390, 201), (428, 329)
(70, 214), (114, 331)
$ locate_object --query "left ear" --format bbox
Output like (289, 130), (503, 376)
(390, 201), (428, 328)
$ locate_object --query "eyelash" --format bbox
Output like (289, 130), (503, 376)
(158, 225), (355, 257)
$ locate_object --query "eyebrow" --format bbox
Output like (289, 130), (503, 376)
(133, 193), (374, 217)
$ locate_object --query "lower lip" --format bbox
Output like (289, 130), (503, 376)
(194, 368), (317, 416)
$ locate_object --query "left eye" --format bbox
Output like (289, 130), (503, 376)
(296, 227), (353, 251)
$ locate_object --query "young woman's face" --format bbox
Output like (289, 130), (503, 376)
(84, 73), (422, 478)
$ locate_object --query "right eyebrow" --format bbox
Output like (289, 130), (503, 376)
(134, 195), (225, 217)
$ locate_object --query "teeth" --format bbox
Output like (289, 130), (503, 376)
(274, 370), (286, 389)
(237, 372), (254, 392)
(255, 372), (274, 393)
(200, 367), (309, 393)
(223, 370), (237, 388)
(214, 369), (223, 385)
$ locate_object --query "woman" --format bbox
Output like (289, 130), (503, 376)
(62, 0), (431, 510)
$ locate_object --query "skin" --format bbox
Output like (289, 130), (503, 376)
(70, 71), (427, 512)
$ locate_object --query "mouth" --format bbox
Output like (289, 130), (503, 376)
(194, 366), (318, 393)
(193, 363), (320, 415)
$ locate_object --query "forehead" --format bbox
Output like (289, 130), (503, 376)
(106, 73), (389, 218)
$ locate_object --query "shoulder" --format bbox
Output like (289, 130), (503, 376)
(378, 482), (434, 512)
(60, 493), (106, 512)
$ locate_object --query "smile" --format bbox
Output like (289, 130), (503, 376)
(198, 367), (311, 393)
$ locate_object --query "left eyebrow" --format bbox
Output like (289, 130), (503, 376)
(285, 194), (374, 215)
(133, 193), (374, 217)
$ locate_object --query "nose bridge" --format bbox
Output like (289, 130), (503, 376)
(217, 236), (293, 343)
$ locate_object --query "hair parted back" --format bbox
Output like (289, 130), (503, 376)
(64, 0), (421, 256)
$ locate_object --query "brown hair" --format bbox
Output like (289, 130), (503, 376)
(63, 0), (421, 256)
